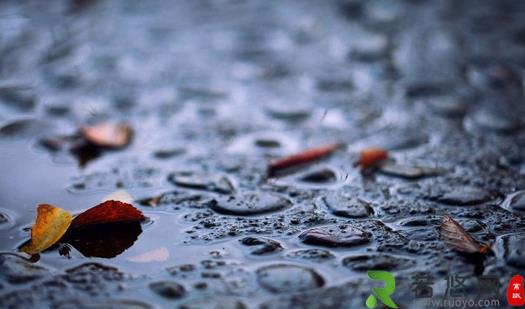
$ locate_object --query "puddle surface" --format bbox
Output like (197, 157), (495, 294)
(1, 0), (525, 308)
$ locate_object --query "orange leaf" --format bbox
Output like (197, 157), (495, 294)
(80, 122), (133, 148)
(440, 214), (491, 254)
(268, 143), (341, 177)
(357, 148), (388, 169)
(21, 204), (73, 255)
(71, 200), (145, 228)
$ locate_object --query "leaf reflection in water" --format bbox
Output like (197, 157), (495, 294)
(63, 222), (142, 258)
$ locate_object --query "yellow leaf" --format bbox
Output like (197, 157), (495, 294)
(21, 204), (73, 255)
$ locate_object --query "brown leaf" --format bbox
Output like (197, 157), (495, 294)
(71, 200), (145, 228)
(21, 204), (73, 255)
(268, 143), (341, 177)
(440, 214), (491, 254)
(356, 148), (388, 169)
(80, 122), (133, 148)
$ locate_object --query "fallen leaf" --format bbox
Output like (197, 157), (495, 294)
(102, 190), (133, 203)
(80, 122), (133, 148)
(127, 246), (169, 263)
(71, 200), (145, 228)
(39, 123), (131, 167)
(356, 148), (388, 169)
(21, 204), (73, 255)
(440, 214), (491, 254)
(268, 143), (341, 177)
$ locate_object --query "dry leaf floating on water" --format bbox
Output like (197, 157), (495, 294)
(71, 200), (145, 228)
(268, 143), (341, 177)
(357, 148), (388, 169)
(80, 122), (133, 148)
(39, 123), (133, 167)
(21, 204), (73, 255)
(440, 214), (491, 254)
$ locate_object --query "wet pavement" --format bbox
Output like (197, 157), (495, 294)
(1, 0), (525, 308)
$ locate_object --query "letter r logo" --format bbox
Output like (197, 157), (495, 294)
(366, 270), (398, 309)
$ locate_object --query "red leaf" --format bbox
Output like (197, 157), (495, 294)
(357, 148), (388, 169)
(71, 200), (145, 228)
(268, 143), (341, 177)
